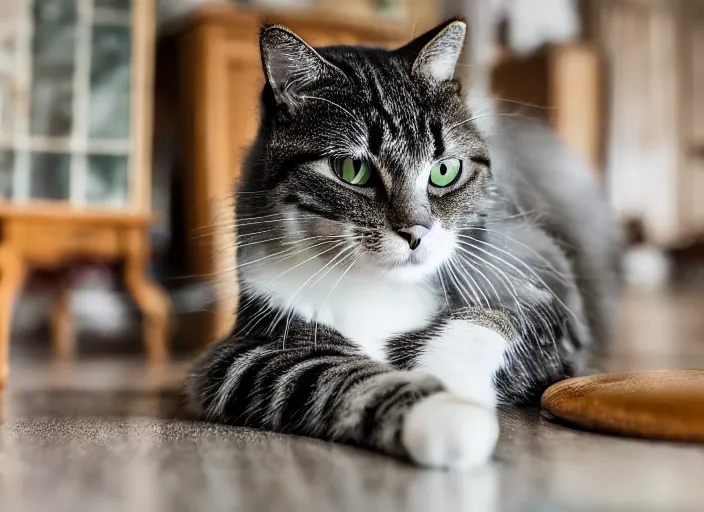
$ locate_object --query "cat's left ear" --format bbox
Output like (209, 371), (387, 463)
(259, 24), (345, 107)
(397, 18), (467, 82)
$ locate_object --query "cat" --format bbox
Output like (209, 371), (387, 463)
(185, 18), (621, 470)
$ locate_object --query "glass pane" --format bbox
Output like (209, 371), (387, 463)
(86, 154), (127, 205)
(89, 26), (130, 139)
(29, 152), (70, 200)
(0, 31), (14, 137)
(30, 24), (75, 136)
(33, 0), (77, 25)
(94, 0), (131, 14)
(0, 151), (13, 198)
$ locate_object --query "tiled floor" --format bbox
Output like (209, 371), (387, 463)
(1, 288), (703, 512)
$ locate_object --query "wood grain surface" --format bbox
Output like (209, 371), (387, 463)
(542, 370), (704, 442)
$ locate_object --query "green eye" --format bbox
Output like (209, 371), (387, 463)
(337, 158), (372, 186)
(429, 159), (462, 188)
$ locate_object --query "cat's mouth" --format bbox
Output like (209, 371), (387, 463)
(398, 250), (433, 267)
(361, 225), (455, 281)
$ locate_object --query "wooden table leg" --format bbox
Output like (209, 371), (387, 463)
(124, 227), (171, 363)
(51, 276), (75, 362)
(0, 245), (25, 388)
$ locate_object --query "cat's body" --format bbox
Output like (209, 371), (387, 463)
(186, 20), (621, 469)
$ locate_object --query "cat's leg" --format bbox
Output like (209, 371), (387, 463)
(388, 305), (573, 407)
(185, 334), (499, 470)
(389, 308), (513, 408)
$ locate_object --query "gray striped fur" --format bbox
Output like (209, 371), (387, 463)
(185, 19), (621, 469)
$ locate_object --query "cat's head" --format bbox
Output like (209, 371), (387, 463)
(238, 19), (492, 282)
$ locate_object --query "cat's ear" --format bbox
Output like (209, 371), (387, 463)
(259, 25), (344, 106)
(397, 19), (467, 82)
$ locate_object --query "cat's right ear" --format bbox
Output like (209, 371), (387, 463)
(396, 18), (467, 83)
(259, 25), (344, 108)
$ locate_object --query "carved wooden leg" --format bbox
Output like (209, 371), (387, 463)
(51, 275), (75, 361)
(124, 227), (171, 363)
(0, 245), (25, 388)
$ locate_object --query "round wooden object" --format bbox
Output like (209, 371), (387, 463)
(541, 370), (704, 442)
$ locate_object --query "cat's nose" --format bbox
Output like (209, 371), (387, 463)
(397, 225), (430, 250)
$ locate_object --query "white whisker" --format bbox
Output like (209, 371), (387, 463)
(300, 95), (354, 118)
(313, 252), (360, 347)
(456, 236), (584, 329)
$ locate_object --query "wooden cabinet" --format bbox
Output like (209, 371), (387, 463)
(167, 5), (411, 343)
(491, 44), (604, 171)
(591, 0), (704, 246)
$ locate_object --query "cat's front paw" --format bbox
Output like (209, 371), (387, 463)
(401, 392), (499, 470)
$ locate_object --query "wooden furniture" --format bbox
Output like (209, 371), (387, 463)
(0, 209), (170, 382)
(0, 0), (169, 386)
(588, 0), (704, 247)
(491, 44), (604, 171)
(168, 5), (412, 344)
(542, 370), (704, 443)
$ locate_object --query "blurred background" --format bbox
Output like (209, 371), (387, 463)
(0, 0), (702, 363)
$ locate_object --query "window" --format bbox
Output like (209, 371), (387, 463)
(0, 0), (132, 207)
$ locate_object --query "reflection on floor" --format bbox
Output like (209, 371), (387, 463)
(1, 288), (703, 512)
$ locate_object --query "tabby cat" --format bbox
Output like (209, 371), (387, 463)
(186, 19), (621, 470)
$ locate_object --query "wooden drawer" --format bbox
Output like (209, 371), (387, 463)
(5, 221), (122, 264)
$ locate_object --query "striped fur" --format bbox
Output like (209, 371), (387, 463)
(186, 20), (621, 469)
(188, 310), (444, 458)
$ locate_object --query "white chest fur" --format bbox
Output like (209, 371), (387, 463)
(242, 253), (441, 361)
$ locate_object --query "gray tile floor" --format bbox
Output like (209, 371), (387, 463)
(1, 288), (704, 512)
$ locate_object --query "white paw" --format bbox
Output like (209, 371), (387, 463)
(416, 322), (508, 409)
(402, 392), (499, 470)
